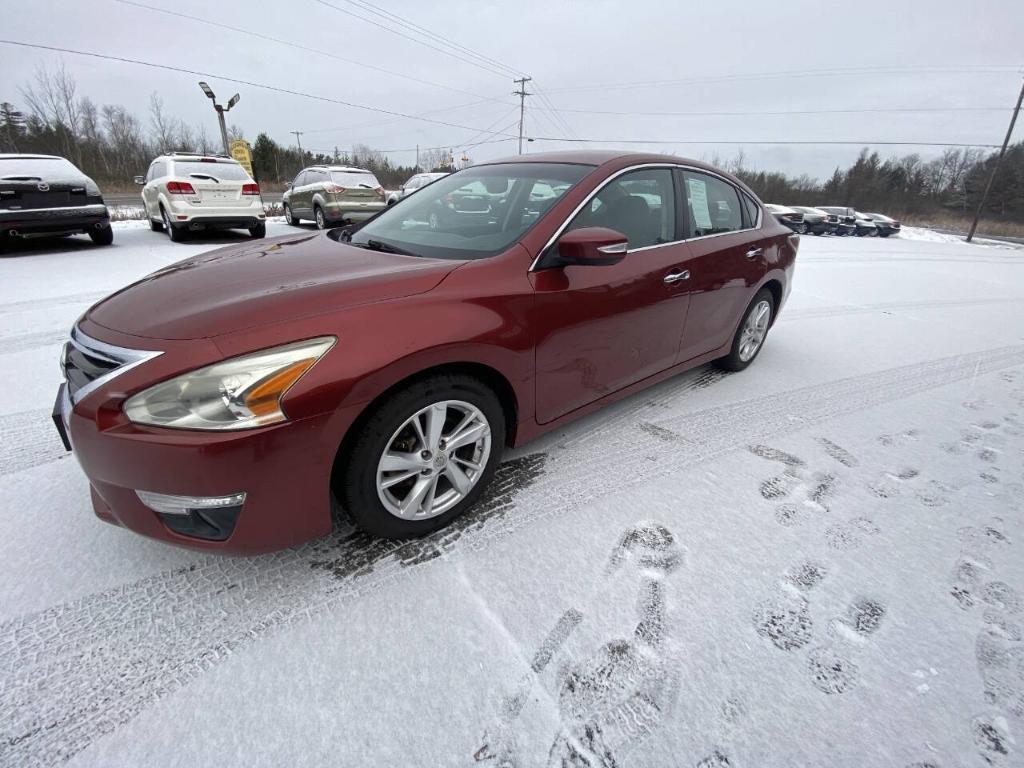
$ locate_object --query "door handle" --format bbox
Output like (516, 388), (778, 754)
(745, 247), (764, 259)
(663, 269), (690, 284)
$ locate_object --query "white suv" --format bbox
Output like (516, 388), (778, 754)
(135, 153), (266, 241)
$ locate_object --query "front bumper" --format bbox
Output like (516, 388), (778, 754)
(0, 203), (110, 237)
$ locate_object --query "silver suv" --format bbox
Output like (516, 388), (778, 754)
(386, 171), (450, 205)
(282, 165), (386, 229)
(135, 153), (265, 242)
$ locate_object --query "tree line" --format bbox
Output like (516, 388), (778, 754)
(1, 64), (1021, 220)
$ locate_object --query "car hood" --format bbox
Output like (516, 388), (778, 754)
(87, 232), (461, 340)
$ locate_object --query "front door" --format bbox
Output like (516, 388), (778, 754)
(675, 169), (768, 363)
(532, 167), (692, 424)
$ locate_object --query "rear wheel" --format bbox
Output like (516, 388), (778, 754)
(716, 288), (774, 372)
(314, 205), (326, 230)
(88, 225), (113, 246)
(149, 217), (164, 232)
(249, 221), (266, 238)
(336, 374), (506, 539)
(162, 207), (186, 242)
(284, 204), (300, 226)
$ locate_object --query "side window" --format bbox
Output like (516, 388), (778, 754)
(406, 176), (422, 190)
(741, 193), (760, 228)
(294, 171), (307, 187)
(145, 163), (156, 182)
(565, 168), (676, 250)
(682, 171), (743, 237)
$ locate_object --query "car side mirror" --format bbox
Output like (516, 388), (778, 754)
(133, 176), (145, 185)
(550, 227), (628, 267)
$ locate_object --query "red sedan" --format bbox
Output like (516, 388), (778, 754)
(53, 151), (797, 552)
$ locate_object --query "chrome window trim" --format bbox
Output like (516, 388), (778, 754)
(66, 325), (162, 405)
(529, 162), (763, 271)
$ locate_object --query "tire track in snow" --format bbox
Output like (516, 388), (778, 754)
(0, 409), (68, 478)
(781, 297), (1024, 322)
(4, 345), (1024, 764)
(0, 330), (67, 355)
(0, 291), (104, 317)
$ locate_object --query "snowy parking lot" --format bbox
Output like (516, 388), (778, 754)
(2, 224), (1024, 767)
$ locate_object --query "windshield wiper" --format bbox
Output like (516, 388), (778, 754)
(188, 173), (220, 183)
(363, 238), (419, 257)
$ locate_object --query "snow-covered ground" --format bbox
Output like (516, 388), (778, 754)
(2, 224), (1024, 767)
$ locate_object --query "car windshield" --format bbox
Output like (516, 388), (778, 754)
(331, 171), (380, 187)
(173, 161), (251, 181)
(0, 156), (83, 178)
(349, 162), (593, 259)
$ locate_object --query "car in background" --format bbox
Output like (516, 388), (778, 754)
(852, 211), (879, 237)
(136, 153), (265, 242)
(765, 204), (805, 233)
(816, 206), (858, 236)
(386, 171), (450, 205)
(283, 165), (386, 229)
(427, 177), (513, 230)
(52, 150), (797, 552)
(865, 212), (901, 237)
(0, 153), (112, 247)
(789, 206), (838, 236)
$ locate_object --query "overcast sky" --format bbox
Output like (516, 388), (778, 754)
(2, 0), (1022, 178)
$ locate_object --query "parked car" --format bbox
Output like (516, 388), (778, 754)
(765, 203), (805, 233)
(427, 177), (513, 230)
(816, 206), (858, 236)
(387, 171), (450, 205)
(53, 150), (797, 553)
(283, 165), (386, 229)
(0, 153), (112, 247)
(852, 211), (879, 237)
(789, 206), (838, 236)
(865, 212), (901, 237)
(135, 152), (265, 242)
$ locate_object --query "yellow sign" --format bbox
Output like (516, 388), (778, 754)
(230, 139), (254, 177)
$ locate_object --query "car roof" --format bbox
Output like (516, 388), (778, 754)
(0, 153), (65, 160)
(477, 149), (728, 174)
(309, 165), (375, 173)
(162, 154), (239, 163)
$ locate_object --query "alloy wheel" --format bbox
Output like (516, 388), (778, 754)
(738, 300), (771, 362)
(375, 400), (492, 520)
(315, 208), (325, 229)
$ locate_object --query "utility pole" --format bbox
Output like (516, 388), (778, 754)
(512, 76), (532, 155)
(291, 131), (304, 164)
(967, 77), (1024, 243)
(416, 144), (419, 170)
(198, 82), (239, 155)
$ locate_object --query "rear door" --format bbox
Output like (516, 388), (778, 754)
(675, 169), (768, 363)
(532, 166), (693, 424)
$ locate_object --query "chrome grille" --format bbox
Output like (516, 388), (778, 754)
(61, 327), (161, 404)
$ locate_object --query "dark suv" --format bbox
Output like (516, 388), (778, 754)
(0, 154), (112, 247)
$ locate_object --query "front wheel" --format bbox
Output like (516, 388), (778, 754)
(716, 288), (774, 372)
(336, 374), (506, 539)
(284, 204), (300, 226)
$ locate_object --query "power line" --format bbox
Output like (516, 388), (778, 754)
(300, 135), (516, 157)
(301, 98), (514, 135)
(529, 137), (1003, 148)
(0, 39), (519, 137)
(113, 0), (507, 106)
(529, 105), (1013, 117)
(546, 64), (1024, 94)
(314, 0), (512, 80)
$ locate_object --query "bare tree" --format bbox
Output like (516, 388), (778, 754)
(20, 62), (83, 164)
(149, 93), (176, 154)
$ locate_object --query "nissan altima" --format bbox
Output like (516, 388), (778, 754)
(54, 151), (798, 552)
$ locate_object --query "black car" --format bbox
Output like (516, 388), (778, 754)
(764, 203), (805, 233)
(865, 212), (901, 237)
(0, 154), (112, 248)
(790, 206), (838, 235)
(816, 206), (858, 236)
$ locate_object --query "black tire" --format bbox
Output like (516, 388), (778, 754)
(249, 221), (266, 238)
(150, 217), (164, 232)
(284, 204), (300, 226)
(162, 207), (186, 242)
(314, 205), (326, 230)
(715, 288), (775, 373)
(336, 374), (506, 539)
(88, 225), (114, 246)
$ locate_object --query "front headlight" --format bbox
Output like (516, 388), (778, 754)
(124, 337), (335, 430)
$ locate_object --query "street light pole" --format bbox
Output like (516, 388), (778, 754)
(198, 82), (240, 156)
